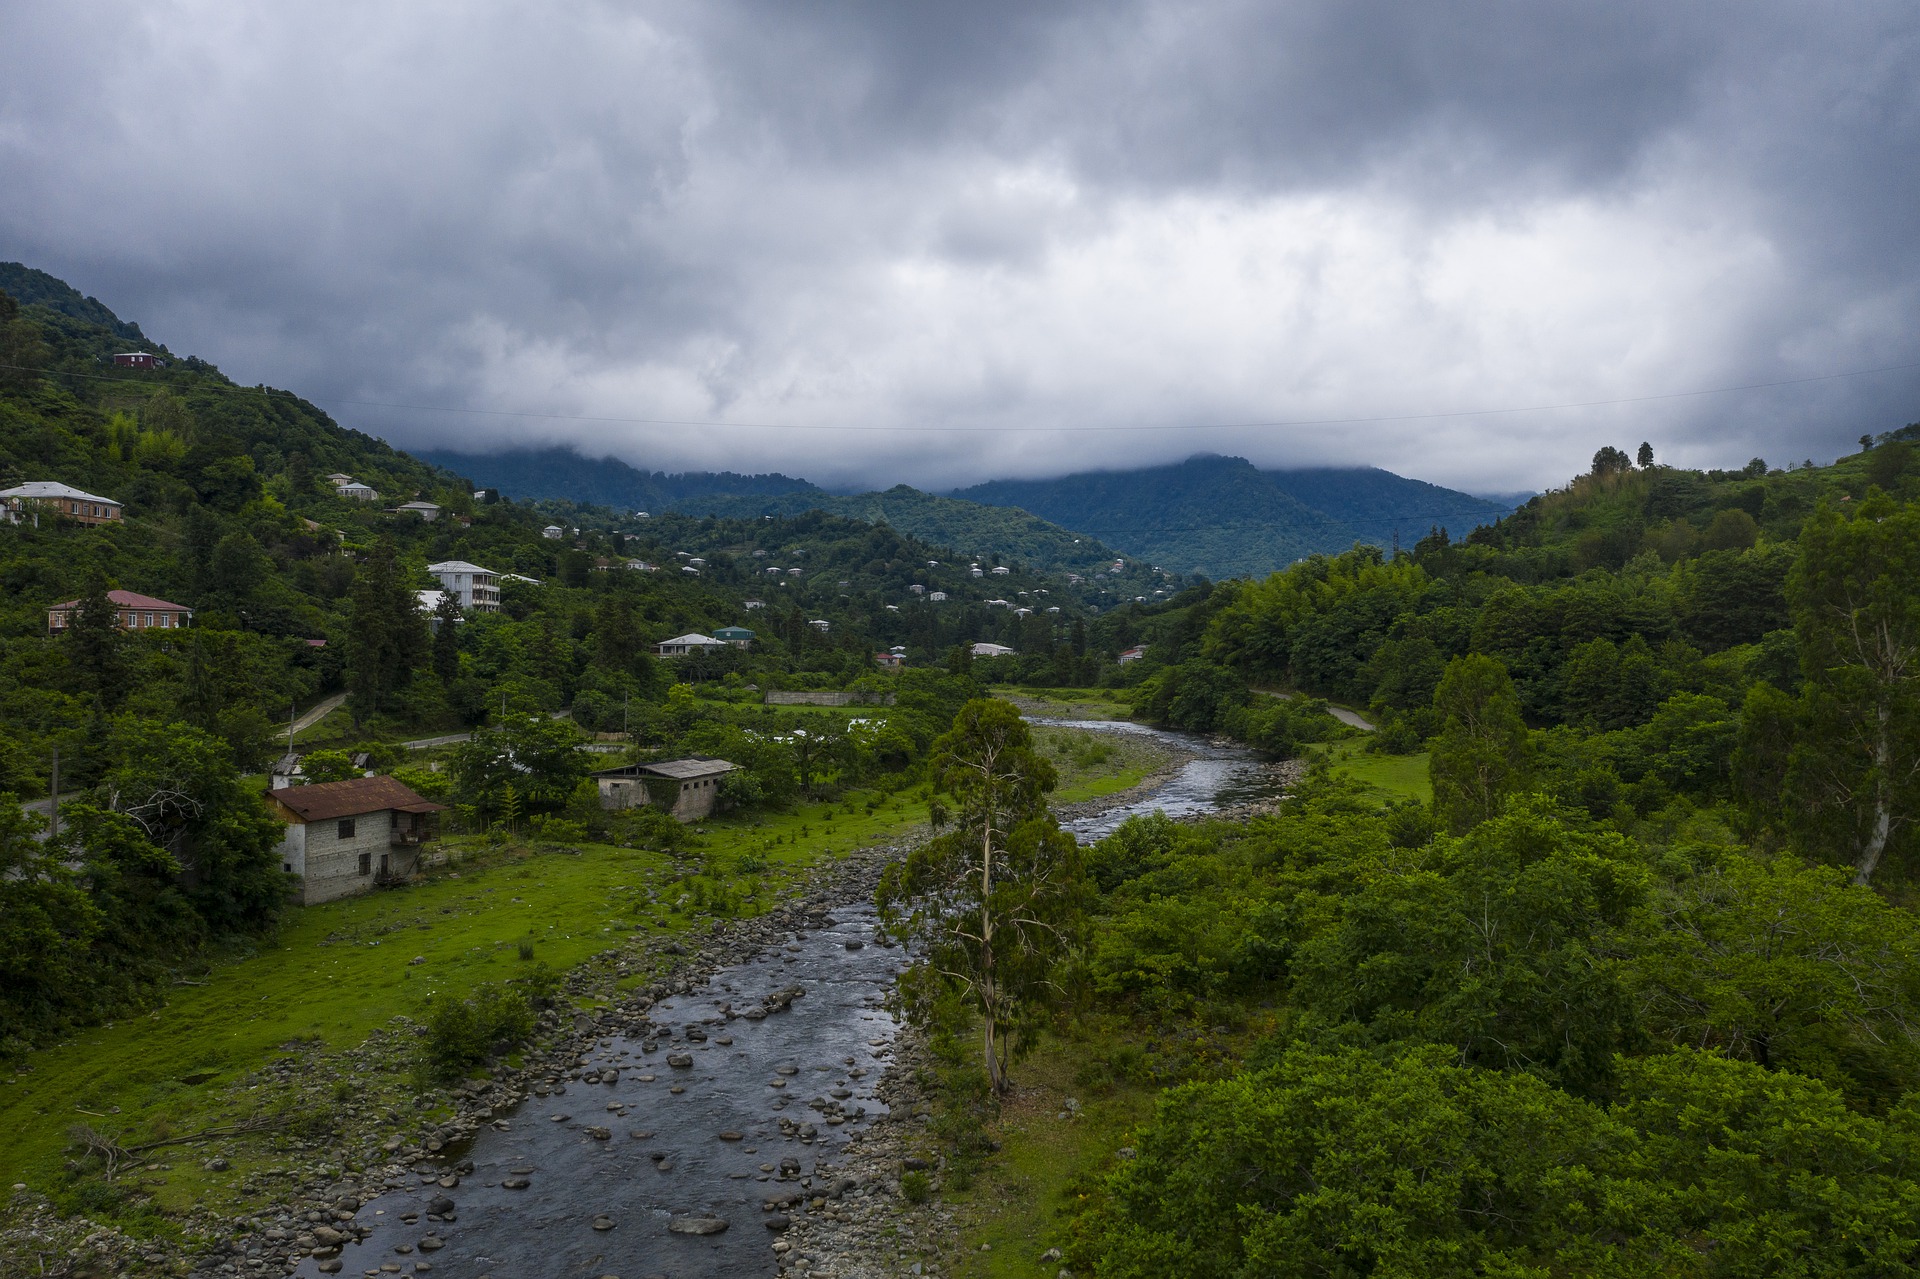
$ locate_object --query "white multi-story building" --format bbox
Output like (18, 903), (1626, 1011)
(426, 560), (501, 612)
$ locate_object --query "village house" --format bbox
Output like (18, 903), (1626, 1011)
(426, 560), (501, 612)
(589, 757), (736, 822)
(393, 500), (441, 521)
(111, 351), (166, 369)
(654, 632), (727, 658)
(48, 589), (192, 633)
(542, 524), (565, 540)
(2, 481), (123, 527)
(743, 599), (765, 610)
(332, 476), (378, 501)
(264, 775), (445, 904)
(713, 625), (755, 648)
(1118, 644), (1148, 664)
(874, 652), (904, 669)
(928, 591), (948, 602)
(972, 642), (1017, 658)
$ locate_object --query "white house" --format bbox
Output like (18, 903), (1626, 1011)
(265, 776), (444, 905)
(992, 566), (1010, 576)
(542, 525), (565, 540)
(426, 560), (501, 613)
(928, 591), (948, 602)
(971, 642), (1017, 658)
(332, 477), (378, 501)
(743, 599), (765, 610)
(394, 500), (441, 521)
(655, 632), (727, 657)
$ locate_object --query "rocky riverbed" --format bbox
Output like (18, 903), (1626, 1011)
(1, 718), (1285, 1279)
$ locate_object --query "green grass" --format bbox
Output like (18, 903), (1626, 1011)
(1317, 738), (1432, 803)
(995, 687), (1138, 722)
(1030, 723), (1170, 805)
(0, 790), (930, 1216)
(938, 1034), (1158, 1277)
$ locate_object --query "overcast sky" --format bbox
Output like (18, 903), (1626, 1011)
(3, 2), (1917, 493)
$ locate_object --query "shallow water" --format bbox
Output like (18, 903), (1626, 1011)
(292, 717), (1272, 1279)
(1030, 717), (1287, 842)
(292, 910), (904, 1279)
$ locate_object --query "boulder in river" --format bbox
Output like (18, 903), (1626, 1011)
(668, 1214), (729, 1235)
(667, 1053), (694, 1068)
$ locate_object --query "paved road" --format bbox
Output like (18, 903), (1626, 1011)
(1256, 688), (1375, 731)
(288, 691), (348, 738)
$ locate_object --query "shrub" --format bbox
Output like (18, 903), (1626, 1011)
(417, 981), (536, 1082)
(900, 1170), (932, 1204)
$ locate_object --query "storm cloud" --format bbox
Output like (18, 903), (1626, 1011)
(2, 1), (1916, 492)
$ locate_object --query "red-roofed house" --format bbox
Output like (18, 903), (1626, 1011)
(47, 589), (192, 633)
(264, 775), (446, 903)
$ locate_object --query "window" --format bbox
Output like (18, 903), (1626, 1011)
(143, 612), (153, 627)
(338, 818), (356, 839)
(283, 862), (291, 872)
(358, 852), (372, 875)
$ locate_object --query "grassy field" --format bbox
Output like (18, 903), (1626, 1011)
(994, 687), (1138, 722)
(0, 789), (931, 1218)
(1030, 723), (1171, 805)
(1317, 737), (1432, 803)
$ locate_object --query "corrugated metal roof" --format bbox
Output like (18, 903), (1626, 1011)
(265, 775), (446, 821)
(49, 589), (191, 612)
(1, 481), (121, 504)
(591, 756), (736, 781)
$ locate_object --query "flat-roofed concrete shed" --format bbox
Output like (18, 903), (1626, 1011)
(590, 756), (736, 822)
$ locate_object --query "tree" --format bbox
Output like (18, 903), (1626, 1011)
(452, 714), (590, 822)
(877, 699), (1085, 1093)
(431, 594), (463, 685)
(178, 633), (223, 732)
(1783, 495), (1920, 884)
(0, 794), (99, 1044)
(1591, 445), (1632, 476)
(1428, 655), (1530, 832)
(206, 530), (268, 618)
(0, 292), (50, 391)
(65, 570), (126, 705)
(1637, 440), (1655, 468)
(346, 538), (427, 726)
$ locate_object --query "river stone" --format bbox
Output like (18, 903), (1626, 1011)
(502, 1177), (531, 1190)
(844, 939), (864, 950)
(719, 1131), (744, 1141)
(316, 1262), (342, 1274)
(427, 1195), (455, 1216)
(668, 1214), (728, 1235)
(586, 1126), (611, 1140)
(418, 1236), (444, 1252)
(667, 1054), (693, 1068)
(764, 1213), (791, 1232)
(592, 1215), (616, 1231)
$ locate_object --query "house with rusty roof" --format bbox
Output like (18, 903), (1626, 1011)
(588, 756), (736, 822)
(263, 775), (446, 904)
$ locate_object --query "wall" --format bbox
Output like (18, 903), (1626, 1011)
(284, 808), (420, 905)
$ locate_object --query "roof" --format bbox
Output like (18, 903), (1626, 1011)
(592, 756), (737, 782)
(3, 482), (120, 505)
(266, 775), (446, 821)
(427, 560), (495, 575)
(656, 633), (723, 647)
(713, 626), (755, 639)
(50, 589), (190, 612)
(397, 500), (440, 510)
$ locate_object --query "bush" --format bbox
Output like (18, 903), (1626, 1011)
(417, 981), (536, 1082)
(900, 1170), (932, 1204)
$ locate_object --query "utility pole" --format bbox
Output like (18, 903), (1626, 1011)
(48, 746), (59, 841)
(288, 701), (297, 753)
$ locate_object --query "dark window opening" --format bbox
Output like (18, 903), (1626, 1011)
(338, 817), (356, 839)
(358, 852), (372, 875)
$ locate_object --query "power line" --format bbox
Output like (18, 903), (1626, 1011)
(5, 355), (1917, 435)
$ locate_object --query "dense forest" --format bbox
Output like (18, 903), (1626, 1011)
(962, 433), (1920, 1274)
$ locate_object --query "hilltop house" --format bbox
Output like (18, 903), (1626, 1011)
(2, 482), (122, 527)
(743, 599), (765, 610)
(393, 500), (441, 521)
(264, 775), (445, 904)
(655, 633), (726, 658)
(332, 476), (378, 501)
(426, 560), (500, 612)
(112, 351), (167, 369)
(971, 642), (1016, 658)
(713, 626), (755, 648)
(874, 652), (904, 669)
(590, 757), (736, 822)
(542, 525), (565, 540)
(48, 589), (191, 633)
(1118, 644), (1148, 664)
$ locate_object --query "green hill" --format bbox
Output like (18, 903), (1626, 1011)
(668, 483), (1132, 576)
(415, 444), (820, 513)
(950, 454), (1514, 578)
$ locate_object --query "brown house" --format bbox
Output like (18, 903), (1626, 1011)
(48, 589), (192, 633)
(264, 776), (446, 905)
(2, 482), (123, 527)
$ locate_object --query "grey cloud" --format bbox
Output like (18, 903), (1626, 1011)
(0, 0), (1916, 494)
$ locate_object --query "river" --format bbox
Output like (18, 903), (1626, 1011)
(288, 719), (1280, 1279)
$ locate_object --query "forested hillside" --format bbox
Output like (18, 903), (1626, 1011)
(415, 444), (820, 514)
(951, 453), (1515, 578)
